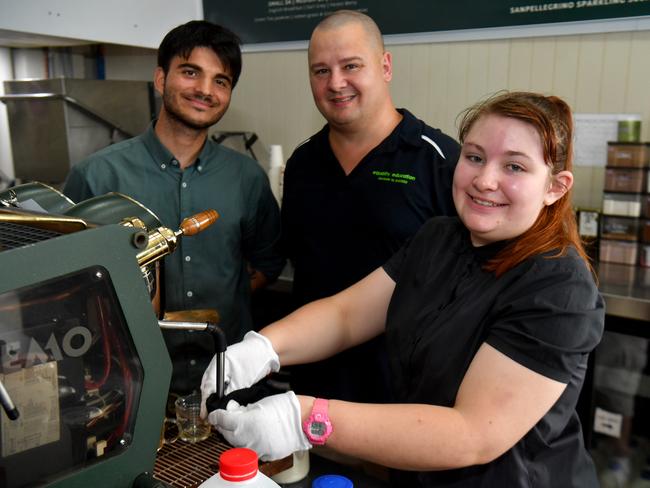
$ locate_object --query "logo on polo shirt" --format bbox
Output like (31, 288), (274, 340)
(372, 170), (416, 185)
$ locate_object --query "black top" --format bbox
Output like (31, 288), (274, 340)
(282, 109), (459, 304)
(281, 109), (460, 402)
(383, 217), (605, 487)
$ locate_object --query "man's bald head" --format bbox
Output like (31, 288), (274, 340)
(306, 10), (396, 131)
(309, 10), (385, 55)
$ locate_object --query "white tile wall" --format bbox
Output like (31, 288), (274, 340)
(216, 30), (650, 210)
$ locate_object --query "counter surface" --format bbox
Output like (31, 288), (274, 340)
(597, 262), (650, 322)
(272, 262), (650, 322)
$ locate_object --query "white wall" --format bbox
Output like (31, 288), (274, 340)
(214, 30), (650, 210)
(0, 0), (203, 48)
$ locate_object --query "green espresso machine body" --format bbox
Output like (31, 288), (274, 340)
(0, 223), (172, 487)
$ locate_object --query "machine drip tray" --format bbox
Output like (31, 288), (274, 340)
(154, 427), (292, 487)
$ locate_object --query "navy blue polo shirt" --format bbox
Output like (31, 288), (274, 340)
(282, 109), (460, 306)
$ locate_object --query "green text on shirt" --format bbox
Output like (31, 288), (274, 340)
(372, 170), (417, 185)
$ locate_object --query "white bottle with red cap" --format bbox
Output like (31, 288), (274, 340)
(199, 447), (281, 487)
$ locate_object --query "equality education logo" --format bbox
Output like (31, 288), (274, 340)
(372, 170), (417, 185)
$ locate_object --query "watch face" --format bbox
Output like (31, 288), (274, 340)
(310, 421), (326, 437)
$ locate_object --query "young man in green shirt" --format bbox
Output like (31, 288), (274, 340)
(64, 21), (284, 395)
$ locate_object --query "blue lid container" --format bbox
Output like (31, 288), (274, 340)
(312, 474), (354, 488)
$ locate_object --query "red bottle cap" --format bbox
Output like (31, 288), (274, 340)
(219, 448), (259, 482)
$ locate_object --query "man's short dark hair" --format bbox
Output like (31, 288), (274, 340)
(157, 20), (242, 88)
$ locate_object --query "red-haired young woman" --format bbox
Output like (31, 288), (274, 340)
(202, 91), (604, 488)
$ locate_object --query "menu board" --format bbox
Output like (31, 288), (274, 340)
(203, 0), (650, 45)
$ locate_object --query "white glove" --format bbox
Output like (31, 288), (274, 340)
(200, 331), (280, 418)
(210, 391), (312, 461)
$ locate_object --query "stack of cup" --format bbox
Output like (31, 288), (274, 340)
(268, 145), (285, 205)
(617, 117), (641, 143)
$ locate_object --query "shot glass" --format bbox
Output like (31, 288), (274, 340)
(175, 392), (211, 443)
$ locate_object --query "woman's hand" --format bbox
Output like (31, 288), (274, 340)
(212, 391), (312, 461)
(200, 331), (280, 418)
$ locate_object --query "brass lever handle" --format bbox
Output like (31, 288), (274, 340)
(179, 209), (219, 236)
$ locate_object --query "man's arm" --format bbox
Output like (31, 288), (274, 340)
(297, 343), (566, 470)
(241, 168), (286, 289)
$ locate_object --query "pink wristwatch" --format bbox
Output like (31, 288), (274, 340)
(302, 398), (333, 445)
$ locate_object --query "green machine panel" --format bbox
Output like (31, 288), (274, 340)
(0, 224), (172, 487)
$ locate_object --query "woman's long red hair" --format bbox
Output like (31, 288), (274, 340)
(457, 92), (592, 277)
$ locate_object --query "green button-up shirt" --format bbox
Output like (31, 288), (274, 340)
(63, 123), (284, 393)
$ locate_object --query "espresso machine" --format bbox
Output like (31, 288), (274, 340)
(0, 183), (222, 488)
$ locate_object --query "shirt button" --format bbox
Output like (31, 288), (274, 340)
(182, 182), (188, 188)
(185, 255), (191, 262)
(186, 290), (193, 298)
(189, 359), (197, 366)
(160, 163), (166, 169)
(197, 165), (203, 171)
(171, 159), (178, 166)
